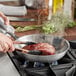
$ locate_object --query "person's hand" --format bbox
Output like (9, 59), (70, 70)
(0, 12), (9, 25)
(0, 33), (15, 52)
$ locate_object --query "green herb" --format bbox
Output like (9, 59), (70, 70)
(67, 21), (76, 28)
(15, 26), (41, 32)
(41, 21), (57, 34)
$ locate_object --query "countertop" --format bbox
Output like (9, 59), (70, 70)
(10, 21), (76, 41)
(0, 53), (20, 76)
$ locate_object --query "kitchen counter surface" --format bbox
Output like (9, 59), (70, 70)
(0, 53), (20, 76)
(11, 21), (76, 41)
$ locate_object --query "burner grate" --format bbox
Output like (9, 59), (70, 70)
(7, 48), (76, 76)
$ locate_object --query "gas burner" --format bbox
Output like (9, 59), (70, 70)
(13, 52), (58, 68)
(8, 48), (76, 76)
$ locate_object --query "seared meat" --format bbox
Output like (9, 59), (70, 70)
(23, 43), (56, 55)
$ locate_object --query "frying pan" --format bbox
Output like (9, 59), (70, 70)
(0, 20), (70, 63)
(14, 34), (70, 63)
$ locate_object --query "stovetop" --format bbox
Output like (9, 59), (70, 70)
(7, 47), (76, 76)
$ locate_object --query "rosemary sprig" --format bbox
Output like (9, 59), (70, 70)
(15, 25), (41, 32)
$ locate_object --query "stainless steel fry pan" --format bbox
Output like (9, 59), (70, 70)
(14, 34), (70, 63)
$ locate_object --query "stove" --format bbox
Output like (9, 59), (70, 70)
(7, 43), (76, 76)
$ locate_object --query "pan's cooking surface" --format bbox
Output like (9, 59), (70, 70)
(14, 34), (69, 53)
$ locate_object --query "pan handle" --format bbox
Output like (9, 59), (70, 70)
(6, 32), (18, 40)
(0, 20), (18, 40)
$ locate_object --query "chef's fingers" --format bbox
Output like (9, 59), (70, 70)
(6, 42), (15, 52)
(8, 44), (15, 52)
(0, 41), (10, 53)
(0, 42), (7, 52)
(4, 38), (15, 52)
(0, 44), (4, 52)
(0, 12), (9, 25)
(0, 40), (15, 52)
(3, 16), (9, 25)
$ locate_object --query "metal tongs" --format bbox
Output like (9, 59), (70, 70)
(0, 20), (42, 55)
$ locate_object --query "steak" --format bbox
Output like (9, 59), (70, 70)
(23, 43), (56, 55)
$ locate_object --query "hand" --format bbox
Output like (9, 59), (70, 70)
(0, 12), (9, 25)
(0, 33), (15, 52)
